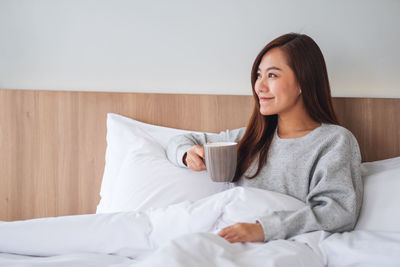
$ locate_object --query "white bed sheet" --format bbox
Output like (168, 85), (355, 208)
(2, 187), (400, 267)
(319, 230), (400, 267)
(2, 230), (400, 267)
(0, 231), (324, 267)
(0, 187), (322, 267)
(0, 252), (137, 267)
(133, 232), (324, 267)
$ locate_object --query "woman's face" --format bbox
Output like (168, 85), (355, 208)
(254, 48), (302, 116)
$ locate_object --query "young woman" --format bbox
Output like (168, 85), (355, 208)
(166, 33), (363, 243)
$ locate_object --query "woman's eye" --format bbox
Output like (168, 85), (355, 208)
(256, 73), (277, 79)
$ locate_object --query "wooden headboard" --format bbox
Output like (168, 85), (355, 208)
(1, 89), (399, 221)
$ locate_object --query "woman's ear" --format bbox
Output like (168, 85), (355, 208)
(296, 83), (302, 95)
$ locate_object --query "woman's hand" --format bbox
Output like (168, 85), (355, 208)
(218, 222), (265, 243)
(184, 145), (206, 171)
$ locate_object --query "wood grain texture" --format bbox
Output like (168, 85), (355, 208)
(0, 89), (399, 221)
(333, 97), (400, 162)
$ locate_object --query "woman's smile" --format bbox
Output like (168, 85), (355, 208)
(259, 97), (274, 102)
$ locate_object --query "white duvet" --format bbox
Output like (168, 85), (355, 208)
(1, 187), (399, 267)
(0, 187), (326, 267)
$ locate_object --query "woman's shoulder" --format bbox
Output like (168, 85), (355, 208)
(319, 123), (360, 151)
(321, 123), (357, 140)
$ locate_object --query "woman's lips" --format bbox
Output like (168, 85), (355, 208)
(259, 97), (274, 102)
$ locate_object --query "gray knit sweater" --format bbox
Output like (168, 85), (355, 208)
(166, 123), (363, 242)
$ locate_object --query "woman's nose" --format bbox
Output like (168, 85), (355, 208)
(256, 78), (269, 93)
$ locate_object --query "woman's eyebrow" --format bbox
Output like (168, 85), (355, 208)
(257, 66), (282, 72)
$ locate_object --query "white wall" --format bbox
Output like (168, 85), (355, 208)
(0, 0), (399, 97)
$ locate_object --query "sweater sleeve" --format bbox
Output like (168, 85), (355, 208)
(166, 127), (246, 168)
(256, 132), (363, 241)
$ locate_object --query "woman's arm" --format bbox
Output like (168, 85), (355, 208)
(166, 127), (246, 168)
(256, 133), (363, 241)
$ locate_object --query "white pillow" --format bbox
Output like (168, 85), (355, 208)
(355, 157), (400, 232)
(121, 115), (204, 150)
(361, 156), (400, 176)
(96, 113), (230, 213)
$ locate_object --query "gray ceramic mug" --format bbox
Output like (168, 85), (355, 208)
(204, 142), (238, 182)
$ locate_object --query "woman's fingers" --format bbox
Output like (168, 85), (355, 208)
(193, 145), (205, 159)
(218, 225), (237, 242)
(186, 145), (206, 171)
(218, 223), (265, 243)
(188, 156), (205, 171)
(217, 226), (228, 237)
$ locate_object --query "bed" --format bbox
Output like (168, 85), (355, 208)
(0, 89), (399, 266)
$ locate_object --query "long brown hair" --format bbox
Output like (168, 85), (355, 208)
(233, 33), (339, 181)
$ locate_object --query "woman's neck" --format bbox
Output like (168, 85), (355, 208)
(277, 118), (321, 139)
(277, 103), (321, 139)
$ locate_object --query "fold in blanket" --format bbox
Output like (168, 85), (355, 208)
(0, 187), (305, 259)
